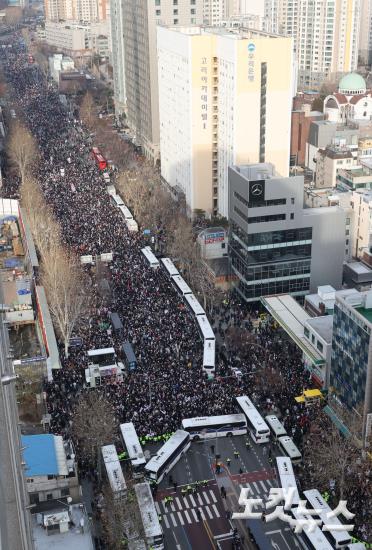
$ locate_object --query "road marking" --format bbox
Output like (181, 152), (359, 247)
(212, 504), (220, 518)
(170, 513), (177, 527)
(175, 497), (182, 510)
(184, 510), (192, 524)
(205, 506), (213, 519)
(189, 495), (197, 507)
(267, 479), (274, 487)
(191, 508), (199, 522)
(200, 508), (206, 520)
(183, 496), (190, 508)
(155, 502), (161, 514)
(163, 515), (170, 528)
(170, 502), (176, 512)
(209, 489), (217, 503)
(260, 480), (268, 491)
(177, 511), (185, 526)
(253, 482), (260, 493)
(202, 492), (210, 504)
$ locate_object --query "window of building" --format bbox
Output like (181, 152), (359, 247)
(190, 8), (195, 14)
(173, 8), (178, 14)
(173, 18), (178, 23)
(46, 494), (53, 500)
(311, 334), (315, 344)
(173, 0), (178, 4)
(155, 0), (160, 4)
(317, 340), (324, 352)
(290, 213), (294, 220)
(291, 197), (295, 204)
(304, 326), (310, 338)
(156, 9), (161, 15)
(61, 488), (70, 497)
(47, 475), (54, 480)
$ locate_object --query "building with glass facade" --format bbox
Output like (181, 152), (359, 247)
(228, 163), (346, 302)
(331, 290), (372, 434)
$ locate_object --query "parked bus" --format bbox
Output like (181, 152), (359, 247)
(111, 193), (125, 207)
(102, 445), (127, 500)
(184, 293), (205, 316)
(181, 414), (247, 441)
(141, 247), (160, 269)
(134, 483), (164, 549)
(303, 489), (352, 548)
(236, 395), (270, 444)
(110, 312), (123, 335)
(172, 275), (192, 296)
(291, 508), (334, 550)
(196, 315), (215, 341)
(92, 147), (107, 170)
(119, 205), (133, 221)
(87, 347), (116, 366)
(120, 422), (146, 476)
(145, 430), (190, 484)
(203, 339), (215, 375)
(277, 436), (302, 464)
(122, 341), (137, 371)
(160, 257), (179, 278)
(275, 457), (300, 509)
(265, 415), (287, 441)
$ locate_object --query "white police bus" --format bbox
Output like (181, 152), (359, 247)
(120, 422), (146, 477)
(265, 415), (287, 441)
(184, 293), (205, 316)
(277, 436), (302, 464)
(203, 339), (215, 375)
(145, 430), (190, 484)
(291, 507), (334, 550)
(141, 247), (160, 269)
(236, 395), (270, 444)
(102, 445), (127, 500)
(276, 456), (300, 509)
(181, 414), (247, 441)
(303, 489), (352, 548)
(160, 257), (179, 278)
(172, 275), (192, 296)
(134, 483), (164, 549)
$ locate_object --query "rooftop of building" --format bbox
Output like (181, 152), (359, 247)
(338, 165), (372, 178)
(319, 146), (353, 159)
(305, 286), (356, 312)
(336, 289), (372, 324)
(232, 162), (276, 180)
(32, 504), (94, 550)
(347, 261), (372, 275)
(21, 434), (72, 477)
(338, 72), (367, 95)
(163, 25), (285, 40)
(305, 315), (333, 343)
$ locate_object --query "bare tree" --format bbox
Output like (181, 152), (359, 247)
(80, 91), (96, 128)
(72, 393), (117, 469)
(41, 246), (88, 357)
(7, 122), (38, 185)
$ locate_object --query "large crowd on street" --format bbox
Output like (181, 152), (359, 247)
(0, 39), (371, 544)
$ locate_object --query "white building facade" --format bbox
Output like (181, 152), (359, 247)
(158, 26), (293, 217)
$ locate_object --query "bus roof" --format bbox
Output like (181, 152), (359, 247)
(141, 247), (159, 267)
(160, 257), (179, 277)
(291, 508), (334, 550)
(145, 430), (189, 473)
(182, 414), (246, 429)
(120, 422), (146, 465)
(197, 315), (215, 340)
(265, 415), (287, 436)
(236, 396), (270, 434)
(303, 489), (352, 545)
(172, 275), (192, 295)
(275, 456), (300, 507)
(184, 293), (205, 316)
(134, 483), (162, 538)
(102, 445), (127, 494)
(203, 339), (215, 366)
(87, 347), (115, 357)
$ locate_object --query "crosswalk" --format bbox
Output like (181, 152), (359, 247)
(155, 488), (222, 529)
(239, 477), (276, 501)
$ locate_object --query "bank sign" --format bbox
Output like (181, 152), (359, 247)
(205, 231), (225, 245)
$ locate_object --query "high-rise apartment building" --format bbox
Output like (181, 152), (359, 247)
(157, 25), (293, 217)
(265, 0), (361, 91)
(44, 0), (109, 22)
(121, 1), (203, 162)
(110, 0), (126, 113)
(359, 0), (372, 64)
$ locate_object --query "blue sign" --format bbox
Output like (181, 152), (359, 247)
(143, 229), (151, 235)
(247, 43), (256, 53)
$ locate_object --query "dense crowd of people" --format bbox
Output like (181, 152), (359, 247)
(1, 39), (370, 545)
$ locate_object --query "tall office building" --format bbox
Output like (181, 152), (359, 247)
(265, 0), (361, 91)
(228, 163), (345, 301)
(359, 0), (372, 64)
(331, 289), (372, 437)
(121, 1), (203, 162)
(110, 0), (126, 113)
(157, 26), (293, 217)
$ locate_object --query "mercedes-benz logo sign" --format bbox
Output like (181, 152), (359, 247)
(251, 183), (263, 196)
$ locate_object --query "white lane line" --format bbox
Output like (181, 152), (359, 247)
(163, 515), (170, 529)
(200, 509), (206, 521)
(205, 506), (213, 519)
(177, 511), (185, 526)
(202, 492), (210, 505)
(253, 482), (260, 493)
(175, 497), (182, 510)
(155, 502), (161, 514)
(170, 502), (176, 512)
(209, 490), (217, 503)
(184, 510), (192, 524)
(183, 496), (190, 509)
(191, 509), (199, 522)
(267, 479), (274, 487)
(260, 480), (268, 491)
(212, 504), (220, 518)
(170, 513), (177, 527)
(189, 495), (197, 507)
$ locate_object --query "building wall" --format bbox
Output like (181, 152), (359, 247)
(359, 0), (372, 64)
(291, 110), (320, 166)
(111, 0), (126, 112)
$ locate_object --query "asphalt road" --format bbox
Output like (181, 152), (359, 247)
(146, 435), (301, 550)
